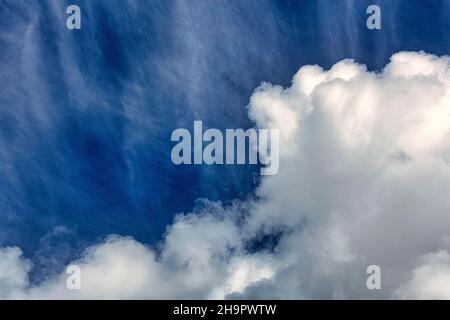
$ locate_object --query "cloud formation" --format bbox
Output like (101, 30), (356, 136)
(2, 51), (450, 299)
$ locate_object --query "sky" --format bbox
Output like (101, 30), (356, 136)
(1, 0), (450, 299)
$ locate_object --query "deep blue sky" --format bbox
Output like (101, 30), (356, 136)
(1, 0), (449, 282)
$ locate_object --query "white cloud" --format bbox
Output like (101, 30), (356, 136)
(1, 201), (274, 299)
(0, 247), (31, 299)
(242, 51), (450, 298)
(2, 51), (450, 299)
(396, 251), (450, 299)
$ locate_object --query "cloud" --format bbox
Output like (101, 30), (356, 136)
(241, 51), (450, 299)
(0, 247), (31, 299)
(2, 51), (450, 299)
(0, 200), (275, 299)
(395, 250), (450, 299)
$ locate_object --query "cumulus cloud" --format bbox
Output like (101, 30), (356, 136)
(0, 247), (31, 299)
(396, 250), (450, 299)
(2, 51), (450, 299)
(0, 201), (275, 299)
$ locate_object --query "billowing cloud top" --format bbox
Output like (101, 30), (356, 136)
(2, 51), (450, 299)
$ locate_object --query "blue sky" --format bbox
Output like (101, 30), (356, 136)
(1, 0), (450, 288)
